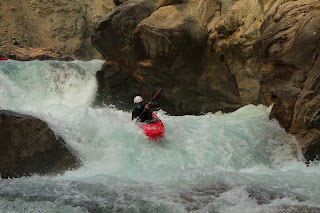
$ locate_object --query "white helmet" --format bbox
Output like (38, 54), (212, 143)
(134, 96), (143, 103)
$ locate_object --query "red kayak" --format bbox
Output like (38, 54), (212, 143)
(140, 113), (165, 139)
(0, 58), (9, 60)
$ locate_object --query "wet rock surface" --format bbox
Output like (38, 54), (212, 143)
(254, 0), (320, 161)
(0, 110), (81, 178)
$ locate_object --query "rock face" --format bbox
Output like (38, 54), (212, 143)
(254, 0), (320, 161)
(0, 0), (115, 60)
(0, 45), (73, 61)
(0, 110), (81, 178)
(92, 0), (320, 160)
(92, 0), (281, 115)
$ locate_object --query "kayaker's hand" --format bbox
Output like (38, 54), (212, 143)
(145, 104), (150, 109)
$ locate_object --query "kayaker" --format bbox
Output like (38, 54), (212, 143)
(12, 37), (20, 46)
(132, 96), (159, 122)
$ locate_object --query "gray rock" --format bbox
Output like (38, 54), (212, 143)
(0, 110), (81, 178)
(254, 0), (320, 161)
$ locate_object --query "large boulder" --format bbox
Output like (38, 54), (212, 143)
(0, 110), (81, 178)
(92, 0), (180, 63)
(92, 0), (280, 115)
(253, 0), (320, 161)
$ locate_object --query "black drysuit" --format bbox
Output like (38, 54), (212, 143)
(132, 102), (160, 122)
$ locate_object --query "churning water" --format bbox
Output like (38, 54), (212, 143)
(0, 60), (320, 213)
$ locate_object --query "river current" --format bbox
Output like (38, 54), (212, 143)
(0, 60), (319, 212)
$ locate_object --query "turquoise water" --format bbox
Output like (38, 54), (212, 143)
(0, 60), (320, 212)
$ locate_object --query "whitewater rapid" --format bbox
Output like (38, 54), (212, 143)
(0, 60), (320, 212)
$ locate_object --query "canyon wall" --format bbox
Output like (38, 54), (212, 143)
(92, 0), (274, 115)
(254, 0), (320, 161)
(0, 0), (115, 60)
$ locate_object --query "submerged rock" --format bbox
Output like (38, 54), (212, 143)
(0, 45), (73, 61)
(254, 0), (320, 161)
(0, 110), (81, 178)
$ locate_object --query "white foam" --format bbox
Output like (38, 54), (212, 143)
(1, 60), (320, 212)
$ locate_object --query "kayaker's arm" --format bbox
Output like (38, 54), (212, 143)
(147, 102), (160, 109)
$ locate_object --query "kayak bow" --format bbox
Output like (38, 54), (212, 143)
(140, 113), (165, 139)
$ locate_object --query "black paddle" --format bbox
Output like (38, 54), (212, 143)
(135, 87), (162, 122)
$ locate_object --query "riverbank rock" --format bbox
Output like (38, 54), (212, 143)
(0, 110), (81, 178)
(92, 0), (282, 115)
(0, 45), (73, 61)
(253, 0), (320, 161)
(0, 0), (115, 60)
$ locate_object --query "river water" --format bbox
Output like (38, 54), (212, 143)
(0, 60), (320, 212)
